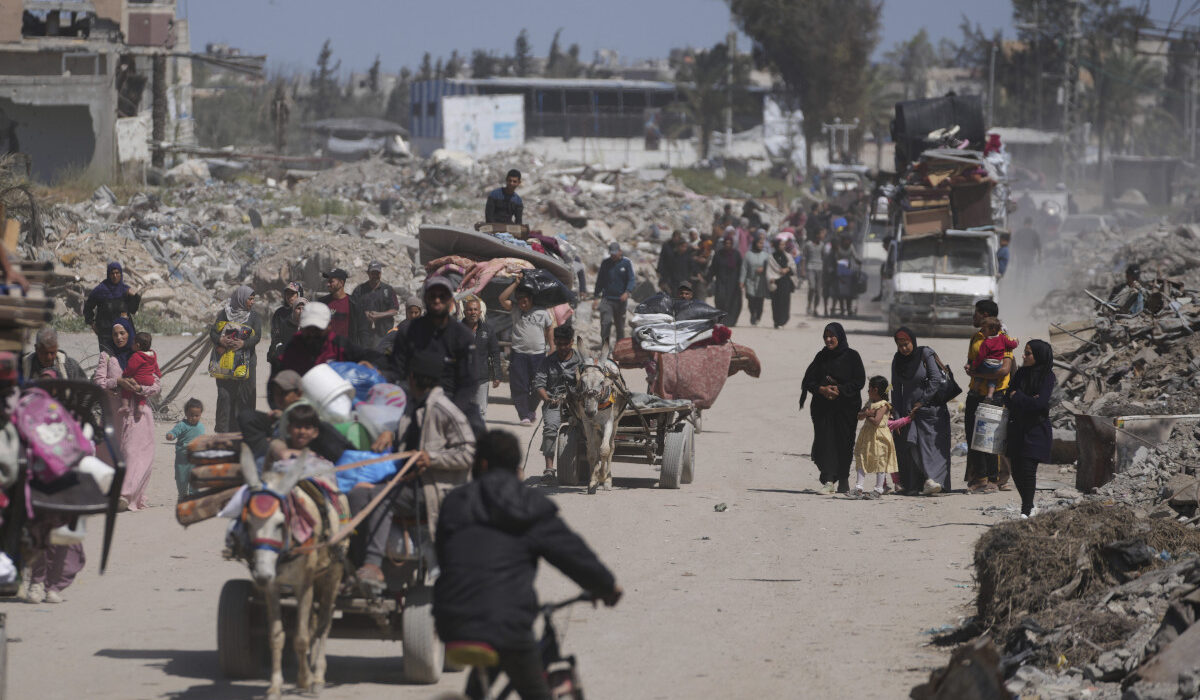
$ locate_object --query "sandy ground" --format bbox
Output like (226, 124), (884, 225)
(3, 303), (1055, 699)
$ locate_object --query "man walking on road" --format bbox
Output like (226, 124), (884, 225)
(593, 242), (636, 352)
(319, 268), (367, 347)
(485, 169), (524, 225)
(462, 295), (502, 420)
(963, 299), (1013, 493)
(351, 261), (399, 349)
(434, 430), (621, 700)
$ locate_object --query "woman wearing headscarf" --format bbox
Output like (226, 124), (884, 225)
(766, 236), (797, 329)
(890, 327), (953, 495)
(741, 236), (770, 326)
(800, 323), (865, 493)
(208, 286), (262, 432)
(83, 262), (141, 352)
(707, 232), (742, 325)
(1004, 340), (1056, 517)
(268, 282), (303, 378)
(93, 318), (159, 511)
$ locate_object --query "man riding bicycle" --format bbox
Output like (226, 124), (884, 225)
(434, 430), (622, 700)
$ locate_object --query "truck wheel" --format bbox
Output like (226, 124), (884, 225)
(402, 586), (443, 684)
(556, 426), (583, 487)
(680, 423), (696, 485)
(661, 426), (687, 489)
(218, 579), (262, 679)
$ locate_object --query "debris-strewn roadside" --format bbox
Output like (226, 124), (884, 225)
(32, 152), (757, 330)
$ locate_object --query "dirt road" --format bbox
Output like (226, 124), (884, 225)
(6, 313), (1034, 699)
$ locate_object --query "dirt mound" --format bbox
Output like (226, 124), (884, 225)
(974, 502), (1200, 666)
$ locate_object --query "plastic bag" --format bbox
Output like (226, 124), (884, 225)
(517, 269), (573, 307)
(334, 449), (399, 492)
(635, 292), (673, 316)
(327, 361), (386, 402)
(671, 299), (724, 323)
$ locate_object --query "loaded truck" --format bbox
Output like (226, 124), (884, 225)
(880, 95), (1007, 336)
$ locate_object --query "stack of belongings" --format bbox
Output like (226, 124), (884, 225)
(425, 255), (575, 327)
(612, 293), (760, 410)
(893, 143), (1008, 240)
(177, 364), (410, 527)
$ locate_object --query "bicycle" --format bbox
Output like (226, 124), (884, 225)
(445, 592), (594, 700)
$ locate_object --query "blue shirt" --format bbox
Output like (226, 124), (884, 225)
(996, 246), (1010, 276)
(593, 256), (636, 300)
(167, 421), (206, 462)
(484, 187), (523, 224)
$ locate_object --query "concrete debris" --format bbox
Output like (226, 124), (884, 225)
(37, 151), (758, 333)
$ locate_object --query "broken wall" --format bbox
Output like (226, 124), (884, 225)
(0, 98), (96, 180)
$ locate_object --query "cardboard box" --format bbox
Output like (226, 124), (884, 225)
(903, 207), (951, 237)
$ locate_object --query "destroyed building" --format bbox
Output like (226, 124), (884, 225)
(408, 77), (770, 167)
(0, 0), (193, 181)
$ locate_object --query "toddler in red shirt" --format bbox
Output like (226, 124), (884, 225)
(123, 331), (161, 404)
(972, 317), (1018, 398)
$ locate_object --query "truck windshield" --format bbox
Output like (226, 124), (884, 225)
(897, 236), (993, 275)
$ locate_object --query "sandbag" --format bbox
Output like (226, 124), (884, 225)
(517, 268), (573, 307)
(327, 361), (385, 402)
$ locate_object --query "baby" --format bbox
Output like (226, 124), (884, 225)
(123, 331), (161, 403)
(972, 317), (1018, 398)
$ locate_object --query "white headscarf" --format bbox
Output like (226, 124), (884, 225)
(225, 285), (254, 324)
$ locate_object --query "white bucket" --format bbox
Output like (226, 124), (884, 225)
(301, 365), (355, 422)
(971, 402), (1009, 455)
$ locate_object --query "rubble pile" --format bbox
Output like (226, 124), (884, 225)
(32, 151), (744, 330)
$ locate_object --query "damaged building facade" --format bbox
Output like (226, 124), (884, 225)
(409, 77), (769, 168)
(0, 0), (193, 181)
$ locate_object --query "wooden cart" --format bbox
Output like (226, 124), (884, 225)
(555, 399), (695, 489)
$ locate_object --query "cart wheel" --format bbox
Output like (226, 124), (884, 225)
(402, 586), (443, 684)
(661, 425), (688, 489)
(680, 422), (696, 485)
(690, 409), (703, 434)
(556, 425), (584, 487)
(218, 579), (263, 679)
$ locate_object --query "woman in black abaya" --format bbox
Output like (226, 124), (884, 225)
(800, 322), (865, 493)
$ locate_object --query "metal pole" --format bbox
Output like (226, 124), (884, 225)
(725, 13), (735, 162)
(988, 42), (997, 126)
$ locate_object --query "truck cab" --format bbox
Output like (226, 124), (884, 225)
(881, 228), (998, 336)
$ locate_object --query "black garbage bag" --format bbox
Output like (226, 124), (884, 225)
(671, 298), (724, 323)
(517, 269), (574, 307)
(635, 292), (674, 316)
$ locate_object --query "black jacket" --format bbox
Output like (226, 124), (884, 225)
(1004, 367), (1055, 463)
(434, 469), (616, 649)
(268, 305), (299, 365)
(466, 319), (502, 384)
(389, 316), (478, 412)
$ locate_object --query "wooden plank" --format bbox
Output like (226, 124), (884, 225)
(1138, 622), (1200, 683)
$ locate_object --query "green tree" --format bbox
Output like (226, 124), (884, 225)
(310, 39), (341, 119)
(514, 29), (532, 77)
(435, 57), (444, 80)
(367, 55), (381, 94)
(445, 50), (463, 79)
(885, 29), (937, 100)
(384, 67), (412, 126)
(674, 42), (752, 159)
(547, 29), (564, 76)
(730, 0), (882, 168)
(418, 52), (433, 81)
(861, 64), (902, 170)
(471, 49), (497, 78)
(1092, 49), (1162, 156)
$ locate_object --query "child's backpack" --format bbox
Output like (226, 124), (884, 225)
(13, 388), (94, 483)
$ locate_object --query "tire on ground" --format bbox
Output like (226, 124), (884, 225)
(402, 586), (443, 684)
(680, 422), (696, 485)
(218, 579), (262, 679)
(661, 425), (687, 489)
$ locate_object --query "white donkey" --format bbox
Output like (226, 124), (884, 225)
(572, 360), (624, 494)
(238, 446), (348, 700)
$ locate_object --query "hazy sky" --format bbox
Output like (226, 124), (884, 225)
(181, 0), (1186, 77)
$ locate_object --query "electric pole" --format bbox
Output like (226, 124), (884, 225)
(1061, 0), (1081, 183)
(725, 13), (735, 164)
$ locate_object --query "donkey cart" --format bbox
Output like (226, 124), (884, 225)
(555, 395), (696, 490)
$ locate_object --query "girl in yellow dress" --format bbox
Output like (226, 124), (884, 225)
(852, 376), (899, 499)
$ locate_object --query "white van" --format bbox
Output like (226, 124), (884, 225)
(880, 229), (999, 336)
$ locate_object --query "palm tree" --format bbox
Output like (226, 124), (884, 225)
(1098, 50), (1162, 156)
(673, 43), (751, 160)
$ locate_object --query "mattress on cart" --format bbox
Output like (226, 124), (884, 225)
(627, 392), (691, 411)
(652, 343), (735, 410)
